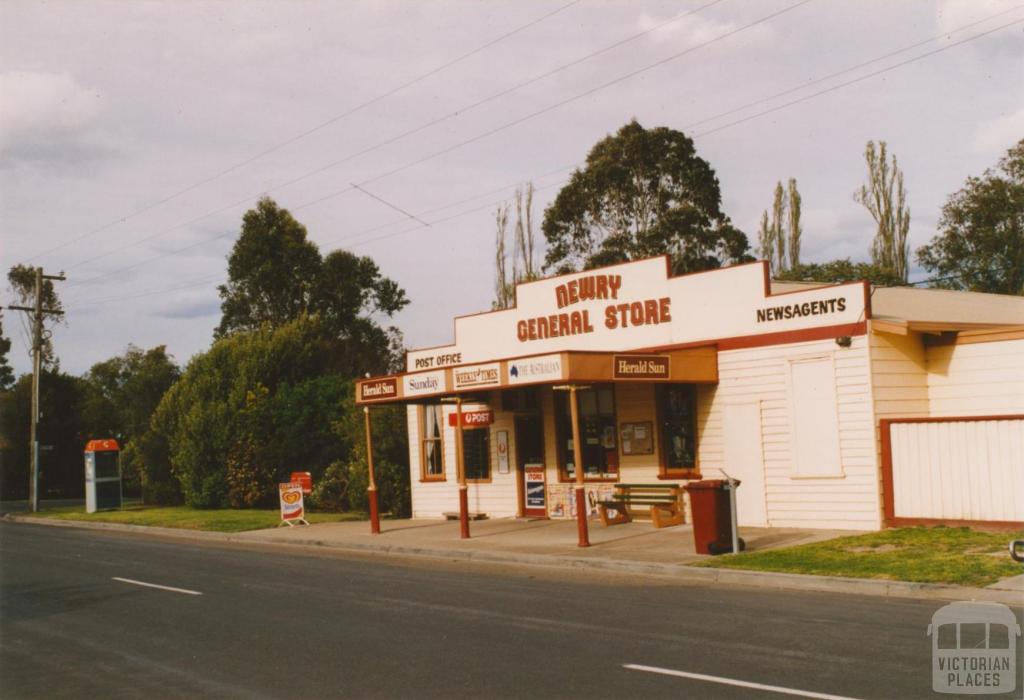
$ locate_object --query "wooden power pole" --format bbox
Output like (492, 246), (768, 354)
(8, 267), (65, 513)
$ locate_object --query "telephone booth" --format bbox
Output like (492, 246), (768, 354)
(85, 439), (122, 513)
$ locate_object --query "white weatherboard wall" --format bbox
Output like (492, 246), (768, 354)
(408, 399), (519, 519)
(926, 338), (1024, 416)
(890, 419), (1024, 522)
(699, 336), (880, 530)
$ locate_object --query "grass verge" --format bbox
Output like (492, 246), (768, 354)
(692, 526), (1024, 588)
(21, 504), (365, 533)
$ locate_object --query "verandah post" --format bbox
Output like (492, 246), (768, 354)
(568, 385), (590, 548)
(455, 397), (470, 538)
(364, 406), (381, 535)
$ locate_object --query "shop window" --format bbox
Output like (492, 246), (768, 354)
(502, 387), (540, 412)
(462, 428), (491, 481)
(658, 384), (698, 477)
(420, 405), (445, 481)
(555, 385), (618, 481)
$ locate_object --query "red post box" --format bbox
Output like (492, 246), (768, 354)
(290, 471), (313, 495)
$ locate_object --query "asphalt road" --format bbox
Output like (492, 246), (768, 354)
(1, 522), (1020, 699)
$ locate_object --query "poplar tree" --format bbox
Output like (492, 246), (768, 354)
(786, 178), (802, 271)
(494, 182), (539, 309)
(493, 203), (513, 309)
(758, 179), (802, 276)
(770, 182), (786, 275)
(854, 141), (910, 281)
(514, 182), (538, 281)
(758, 210), (774, 274)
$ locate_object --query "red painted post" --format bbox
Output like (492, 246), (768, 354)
(456, 398), (470, 539)
(364, 406), (381, 535)
(569, 386), (590, 548)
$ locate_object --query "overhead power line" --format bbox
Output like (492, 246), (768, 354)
(22, 0), (581, 264)
(64, 6), (1021, 301)
(693, 15), (1024, 139)
(65, 0), (809, 288)
(682, 3), (1024, 132)
(60, 0), (730, 277)
(351, 184), (431, 227)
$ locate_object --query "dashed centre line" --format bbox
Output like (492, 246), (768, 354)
(623, 664), (864, 700)
(112, 577), (203, 596)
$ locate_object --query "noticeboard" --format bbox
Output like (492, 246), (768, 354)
(619, 421), (654, 455)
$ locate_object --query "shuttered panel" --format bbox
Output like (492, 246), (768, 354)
(703, 336), (880, 530)
(890, 418), (1024, 522)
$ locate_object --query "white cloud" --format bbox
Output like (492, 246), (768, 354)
(973, 106), (1024, 155)
(635, 11), (773, 48)
(0, 71), (111, 163)
(936, 0), (1022, 36)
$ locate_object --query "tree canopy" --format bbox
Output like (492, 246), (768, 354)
(758, 179), (802, 276)
(151, 315), (358, 508)
(0, 370), (92, 500)
(0, 314), (14, 391)
(84, 345), (180, 441)
(854, 141), (910, 281)
(775, 258), (906, 287)
(542, 120), (751, 275)
(916, 139), (1024, 295)
(6, 264), (65, 367)
(216, 197), (408, 374)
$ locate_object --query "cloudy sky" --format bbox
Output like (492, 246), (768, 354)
(2, 0), (1021, 376)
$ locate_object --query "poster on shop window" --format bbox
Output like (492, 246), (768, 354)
(547, 484), (615, 520)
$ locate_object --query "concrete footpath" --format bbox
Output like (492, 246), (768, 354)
(5, 514), (1023, 606)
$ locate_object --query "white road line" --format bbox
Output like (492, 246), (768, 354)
(623, 664), (863, 700)
(112, 577), (203, 596)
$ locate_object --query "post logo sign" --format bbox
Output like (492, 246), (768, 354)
(929, 601), (1019, 694)
(448, 410), (494, 427)
(279, 482), (308, 525)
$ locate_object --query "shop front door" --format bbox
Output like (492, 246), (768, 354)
(515, 415), (547, 518)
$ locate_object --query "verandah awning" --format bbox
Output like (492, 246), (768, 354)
(355, 346), (717, 405)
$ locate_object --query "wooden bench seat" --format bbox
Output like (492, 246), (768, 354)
(597, 483), (684, 528)
(443, 511), (488, 521)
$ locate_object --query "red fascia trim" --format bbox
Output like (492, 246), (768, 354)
(881, 414), (1024, 425)
(632, 321), (868, 354)
(884, 516), (1024, 533)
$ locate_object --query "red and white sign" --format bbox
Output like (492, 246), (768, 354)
(448, 410), (494, 427)
(290, 471), (313, 494)
(405, 258), (868, 372)
(452, 363), (501, 390)
(279, 483), (306, 523)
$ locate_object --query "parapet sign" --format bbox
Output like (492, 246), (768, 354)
(405, 257), (868, 372)
(278, 483), (309, 527)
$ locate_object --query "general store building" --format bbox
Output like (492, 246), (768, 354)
(356, 257), (1024, 531)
